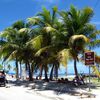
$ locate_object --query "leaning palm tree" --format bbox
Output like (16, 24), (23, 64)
(58, 35), (89, 76)
(68, 35), (89, 76)
(59, 5), (100, 77)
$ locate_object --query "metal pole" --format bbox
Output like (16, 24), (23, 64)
(98, 64), (100, 82)
(89, 66), (91, 91)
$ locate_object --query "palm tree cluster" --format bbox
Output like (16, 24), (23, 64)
(0, 5), (100, 81)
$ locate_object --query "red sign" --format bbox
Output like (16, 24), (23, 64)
(85, 51), (95, 65)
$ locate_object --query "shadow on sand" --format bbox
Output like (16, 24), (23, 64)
(8, 79), (99, 99)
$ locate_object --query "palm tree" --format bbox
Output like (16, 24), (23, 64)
(12, 20), (39, 81)
(0, 21), (35, 81)
(59, 5), (99, 77)
(27, 6), (62, 80)
(68, 35), (89, 76)
(0, 27), (19, 79)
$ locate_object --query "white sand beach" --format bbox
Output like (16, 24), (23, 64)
(1, 78), (99, 100)
(28, 80), (100, 100)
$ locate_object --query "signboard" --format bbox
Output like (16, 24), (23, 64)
(85, 51), (95, 65)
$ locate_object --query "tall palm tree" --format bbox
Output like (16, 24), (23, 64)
(0, 21), (35, 81)
(59, 5), (100, 77)
(27, 6), (62, 80)
(12, 20), (38, 81)
(0, 27), (19, 79)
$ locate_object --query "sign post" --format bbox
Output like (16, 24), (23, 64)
(85, 51), (95, 91)
(85, 51), (95, 66)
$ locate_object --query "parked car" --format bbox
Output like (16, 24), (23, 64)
(0, 70), (6, 86)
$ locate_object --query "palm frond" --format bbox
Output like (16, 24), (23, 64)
(7, 50), (18, 61)
(89, 39), (100, 48)
(12, 20), (25, 30)
(35, 46), (51, 56)
(27, 17), (41, 26)
(89, 30), (100, 39)
(91, 66), (100, 78)
(0, 31), (8, 38)
(37, 7), (51, 24)
(58, 49), (73, 67)
(26, 35), (43, 50)
(77, 24), (96, 35)
(52, 6), (58, 24)
(0, 40), (7, 46)
(69, 35), (89, 48)
(43, 26), (56, 33)
(18, 28), (30, 33)
(70, 5), (79, 20)
(80, 7), (93, 25)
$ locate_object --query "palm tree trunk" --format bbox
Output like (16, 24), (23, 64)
(15, 58), (19, 80)
(19, 61), (22, 79)
(44, 64), (48, 81)
(49, 64), (54, 80)
(31, 64), (34, 80)
(25, 61), (28, 80)
(74, 59), (78, 77)
(98, 65), (100, 82)
(39, 64), (43, 80)
(54, 65), (58, 80)
(28, 61), (33, 81)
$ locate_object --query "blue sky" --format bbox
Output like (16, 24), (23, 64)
(0, 0), (100, 31)
(0, 0), (100, 74)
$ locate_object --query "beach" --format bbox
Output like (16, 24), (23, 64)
(1, 77), (99, 100)
(26, 80), (100, 100)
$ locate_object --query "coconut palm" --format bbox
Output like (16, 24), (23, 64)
(27, 6), (64, 80)
(68, 35), (89, 76)
(0, 21), (36, 81)
(0, 27), (19, 79)
(12, 20), (40, 81)
(59, 5), (100, 77)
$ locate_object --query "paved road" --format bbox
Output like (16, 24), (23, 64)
(0, 84), (53, 100)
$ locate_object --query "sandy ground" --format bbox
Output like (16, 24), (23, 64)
(0, 77), (100, 100)
(27, 81), (100, 100)
(0, 83), (52, 100)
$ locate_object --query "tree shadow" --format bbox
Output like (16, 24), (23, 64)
(8, 79), (99, 99)
(30, 80), (99, 99)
